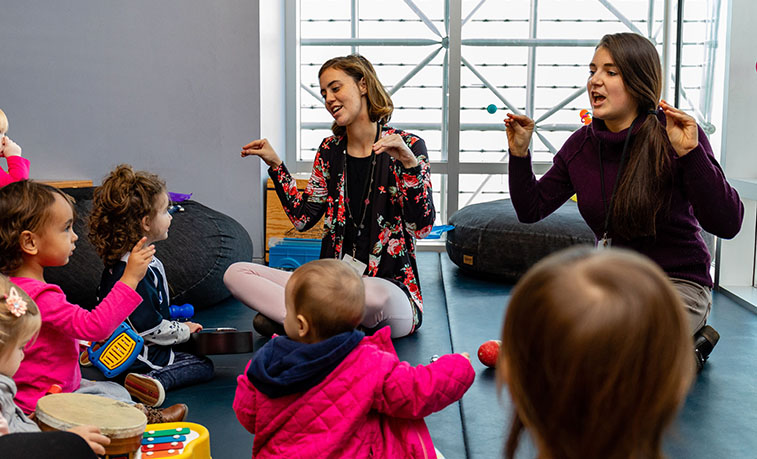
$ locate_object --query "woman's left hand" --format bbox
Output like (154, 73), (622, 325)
(660, 100), (698, 157)
(373, 133), (418, 169)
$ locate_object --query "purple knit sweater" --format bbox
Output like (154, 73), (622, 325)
(508, 113), (743, 288)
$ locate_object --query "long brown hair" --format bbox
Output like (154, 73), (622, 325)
(0, 180), (75, 274)
(318, 54), (393, 137)
(498, 246), (693, 459)
(89, 164), (166, 267)
(597, 33), (672, 239)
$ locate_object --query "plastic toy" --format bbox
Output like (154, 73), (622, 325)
(88, 322), (144, 378)
(169, 304), (194, 321)
(477, 339), (501, 368)
(580, 109), (592, 125)
(486, 104), (498, 114)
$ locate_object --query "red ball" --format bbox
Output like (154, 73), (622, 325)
(477, 340), (501, 368)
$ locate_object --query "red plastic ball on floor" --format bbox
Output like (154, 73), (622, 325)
(477, 340), (501, 368)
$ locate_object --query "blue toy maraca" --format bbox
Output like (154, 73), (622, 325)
(169, 303), (194, 320)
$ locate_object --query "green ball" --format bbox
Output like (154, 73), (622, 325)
(486, 104), (497, 114)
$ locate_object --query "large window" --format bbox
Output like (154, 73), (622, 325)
(286, 0), (725, 225)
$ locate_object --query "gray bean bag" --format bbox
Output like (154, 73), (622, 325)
(446, 199), (595, 281)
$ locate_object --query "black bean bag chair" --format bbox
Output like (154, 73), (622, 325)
(45, 187), (253, 310)
(446, 199), (595, 282)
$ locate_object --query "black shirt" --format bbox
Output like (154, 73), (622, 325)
(343, 153), (373, 264)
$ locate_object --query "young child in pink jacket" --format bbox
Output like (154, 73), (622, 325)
(234, 259), (475, 458)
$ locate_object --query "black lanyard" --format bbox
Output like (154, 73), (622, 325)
(343, 123), (381, 258)
(598, 118), (637, 242)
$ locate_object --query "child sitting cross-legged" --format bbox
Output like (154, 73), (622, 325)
(234, 258), (475, 458)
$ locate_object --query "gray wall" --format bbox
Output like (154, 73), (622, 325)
(0, 1), (266, 260)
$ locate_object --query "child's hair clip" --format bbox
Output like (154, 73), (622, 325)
(3, 287), (28, 317)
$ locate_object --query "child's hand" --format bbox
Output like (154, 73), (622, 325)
(67, 425), (111, 455)
(459, 352), (471, 361)
(0, 136), (22, 158)
(120, 237), (155, 289)
(186, 321), (203, 333)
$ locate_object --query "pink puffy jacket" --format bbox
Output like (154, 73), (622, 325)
(233, 327), (475, 458)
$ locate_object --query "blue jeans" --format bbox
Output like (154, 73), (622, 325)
(145, 352), (215, 391)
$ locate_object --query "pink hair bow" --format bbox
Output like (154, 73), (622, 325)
(4, 287), (27, 317)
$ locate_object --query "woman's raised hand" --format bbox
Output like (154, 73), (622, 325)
(373, 133), (418, 168)
(241, 138), (283, 168)
(660, 100), (698, 157)
(504, 113), (535, 157)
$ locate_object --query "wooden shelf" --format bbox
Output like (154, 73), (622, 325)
(38, 179), (93, 189)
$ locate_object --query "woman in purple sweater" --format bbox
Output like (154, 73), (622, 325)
(504, 32), (743, 371)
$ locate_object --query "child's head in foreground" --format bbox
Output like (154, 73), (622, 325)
(89, 164), (169, 267)
(0, 180), (77, 275)
(0, 275), (40, 378)
(284, 259), (365, 343)
(498, 246), (694, 459)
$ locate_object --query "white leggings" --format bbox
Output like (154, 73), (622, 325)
(224, 262), (415, 338)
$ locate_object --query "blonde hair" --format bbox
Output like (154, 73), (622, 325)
(318, 54), (393, 137)
(498, 246), (694, 459)
(0, 276), (41, 360)
(0, 109), (8, 134)
(89, 164), (167, 267)
(286, 259), (365, 339)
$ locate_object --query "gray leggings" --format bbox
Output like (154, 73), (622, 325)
(224, 262), (415, 338)
(670, 277), (712, 335)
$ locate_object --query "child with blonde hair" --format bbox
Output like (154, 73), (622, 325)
(234, 258), (475, 458)
(89, 164), (214, 407)
(498, 247), (695, 459)
(0, 109), (30, 187)
(0, 275), (110, 455)
(0, 180), (186, 423)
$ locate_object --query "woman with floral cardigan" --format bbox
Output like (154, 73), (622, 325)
(224, 54), (434, 338)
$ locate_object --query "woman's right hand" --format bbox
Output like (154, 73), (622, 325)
(241, 138), (282, 168)
(120, 237), (156, 289)
(504, 113), (535, 157)
(67, 425), (111, 455)
(0, 136), (22, 158)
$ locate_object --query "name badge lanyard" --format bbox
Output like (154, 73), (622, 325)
(343, 123), (382, 259)
(598, 118), (637, 248)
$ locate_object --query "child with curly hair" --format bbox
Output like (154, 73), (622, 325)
(89, 164), (214, 407)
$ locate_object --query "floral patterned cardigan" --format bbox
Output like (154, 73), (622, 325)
(268, 126), (435, 333)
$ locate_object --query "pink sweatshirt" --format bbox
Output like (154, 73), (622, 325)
(0, 156), (30, 186)
(234, 327), (475, 458)
(10, 277), (141, 413)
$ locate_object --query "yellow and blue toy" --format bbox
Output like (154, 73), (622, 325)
(88, 322), (144, 378)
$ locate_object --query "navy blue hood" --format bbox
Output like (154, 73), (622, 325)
(247, 330), (365, 398)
